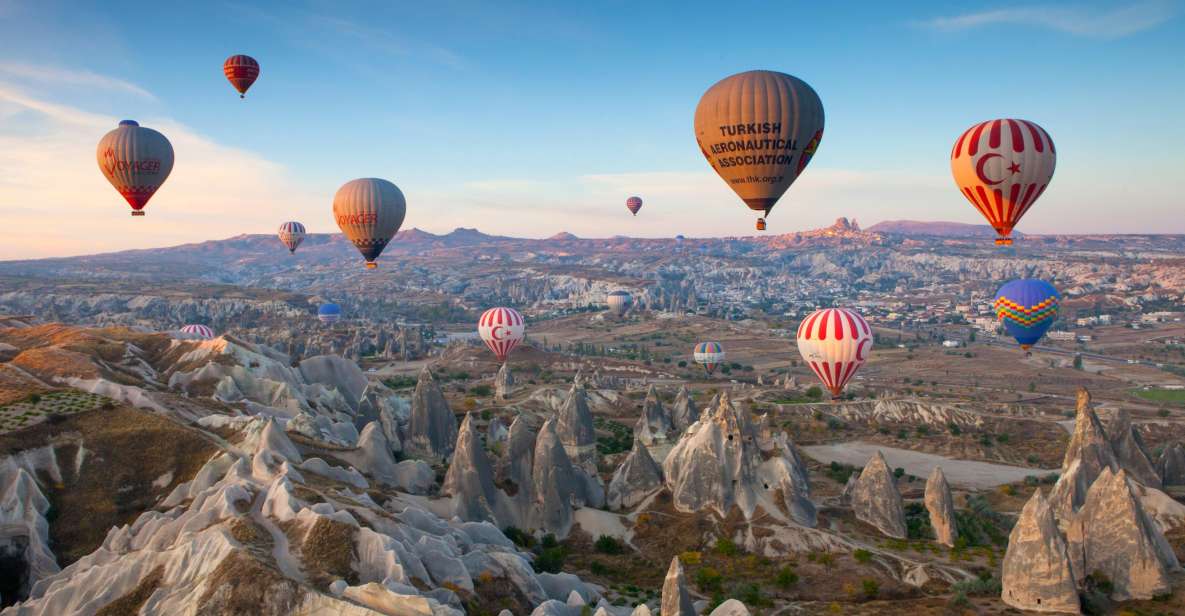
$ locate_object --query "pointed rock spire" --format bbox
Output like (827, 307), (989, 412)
(1158, 442), (1185, 486)
(637, 385), (673, 445)
(607, 439), (663, 511)
(496, 415), (535, 498)
(442, 413), (499, 522)
(924, 466), (957, 547)
(1066, 468), (1177, 601)
(1001, 489), (1080, 614)
(1107, 408), (1161, 488)
(556, 383), (598, 473)
(530, 418), (588, 537)
(670, 385), (700, 434)
(660, 556), (696, 616)
(406, 366), (458, 461)
(495, 362), (515, 401)
(850, 451), (907, 539)
(1051, 387), (1118, 519)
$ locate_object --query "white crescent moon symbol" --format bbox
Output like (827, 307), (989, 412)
(490, 325), (506, 341)
(855, 338), (869, 362)
(975, 153), (1005, 186)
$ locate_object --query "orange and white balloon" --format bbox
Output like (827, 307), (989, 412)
(478, 307), (525, 363)
(96, 120), (174, 216)
(951, 119), (1055, 245)
(332, 178), (406, 269)
(796, 308), (872, 399)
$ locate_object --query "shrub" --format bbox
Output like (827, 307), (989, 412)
(589, 561), (609, 576)
(861, 579), (879, 599)
(951, 574), (1001, 597)
(695, 567), (724, 593)
(677, 360), (687, 368)
(893, 467), (905, 479)
(897, 429), (909, 439)
(502, 526), (533, 548)
(470, 384), (493, 397)
(775, 566), (798, 588)
(737, 583), (769, 607)
(806, 386), (823, 400)
(948, 422), (961, 435)
(714, 536), (741, 557)
(534, 547), (566, 573)
(27, 393), (42, 404)
(594, 535), (623, 555)
(915, 425), (929, 436)
(540, 534), (559, 549)
(853, 548), (872, 564)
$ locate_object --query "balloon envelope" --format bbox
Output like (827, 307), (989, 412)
(333, 178), (406, 269)
(180, 324), (215, 340)
(223, 55), (260, 98)
(318, 303), (342, 324)
(96, 120), (174, 216)
(951, 119), (1055, 245)
(694, 70), (824, 223)
(626, 196), (643, 216)
(278, 221), (306, 254)
(478, 307), (525, 362)
(693, 341), (725, 375)
(797, 308), (872, 399)
(606, 290), (633, 316)
(994, 279), (1060, 349)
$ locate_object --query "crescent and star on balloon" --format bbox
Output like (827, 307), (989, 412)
(975, 153), (1023, 186)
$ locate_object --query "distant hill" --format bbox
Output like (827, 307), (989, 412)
(867, 220), (1023, 238)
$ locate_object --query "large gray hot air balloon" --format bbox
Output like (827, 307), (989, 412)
(96, 120), (175, 216)
(332, 178), (406, 269)
(606, 290), (633, 316)
(694, 70), (824, 231)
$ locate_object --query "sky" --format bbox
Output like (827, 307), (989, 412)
(1, 0), (1183, 259)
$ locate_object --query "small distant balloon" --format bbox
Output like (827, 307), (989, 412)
(951, 119), (1055, 245)
(626, 196), (643, 216)
(693, 341), (725, 376)
(180, 324), (215, 340)
(96, 120), (174, 216)
(796, 308), (872, 399)
(318, 303), (342, 324)
(478, 307), (525, 363)
(994, 279), (1060, 350)
(278, 221), (306, 254)
(223, 54), (260, 98)
(333, 178), (407, 269)
(695, 70), (824, 231)
(606, 290), (633, 316)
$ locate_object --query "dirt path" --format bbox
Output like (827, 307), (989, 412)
(803, 441), (1056, 489)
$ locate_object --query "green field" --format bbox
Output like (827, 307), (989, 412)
(1133, 388), (1185, 405)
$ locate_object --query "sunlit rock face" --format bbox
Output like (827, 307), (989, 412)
(1000, 490), (1081, 614)
(405, 367), (458, 462)
(924, 466), (957, 547)
(849, 451), (906, 539)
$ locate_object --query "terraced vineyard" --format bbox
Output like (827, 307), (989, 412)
(0, 390), (112, 434)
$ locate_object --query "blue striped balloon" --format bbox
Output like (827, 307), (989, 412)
(318, 303), (342, 324)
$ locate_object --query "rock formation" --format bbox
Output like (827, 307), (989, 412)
(1158, 442), (1185, 486)
(555, 384), (598, 472)
(1051, 388), (1118, 519)
(530, 418), (592, 537)
(496, 416), (536, 498)
(1000, 489), (1081, 614)
(1065, 468), (1178, 601)
(635, 385), (673, 445)
(443, 413), (500, 523)
(849, 451), (907, 539)
(1106, 408), (1161, 489)
(496, 362), (515, 401)
(669, 385), (700, 434)
(607, 439), (662, 511)
(924, 466), (957, 547)
(406, 366), (458, 461)
(660, 556), (696, 616)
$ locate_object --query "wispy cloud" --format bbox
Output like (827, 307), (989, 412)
(0, 82), (322, 260)
(0, 61), (156, 99)
(918, 1), (1179, 39)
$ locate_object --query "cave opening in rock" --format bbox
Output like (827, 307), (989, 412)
(0, 539), (30, 607)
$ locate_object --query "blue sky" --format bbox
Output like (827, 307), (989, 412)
(1, 1), (1183, 258)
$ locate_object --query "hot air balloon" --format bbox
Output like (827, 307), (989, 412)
(318, 303), (342, 324)
(278, 221), (306, 254)
(606, 290), (633, 316)
(333, 178), (406, 269)
(951, 119), (1055, 245)
(626, 196), (643, 216)
(180, 324), (215, 340)
(96, 120), (174, 216)
(694, 70), (824, 231)
(994, 279), (1060, 350)
(223, 54), (260, 98)
(478, 307), (525, 363)
(796, 308), (872, 400)
(693, 342), (725, 376)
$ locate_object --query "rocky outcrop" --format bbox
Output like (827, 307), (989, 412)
(924, 466), (957, 547)
(406, 367), (458, 461)
(529, 419), (591, 537)
(555, 384), (598, 472)
(1106, 408), (1161, 489)
(297, 354), (368, 412)
(496, 363), (515, 401)
(669, 385), (700, 434)
(496, 416), (536, 498)
(660, 556), (695, 616)
(1051, 388), (1118, 519)
(607, 439), (662, 511)
(443, 413), (499, 523)
(1001, 490), (1080, 614)
(849, 451), (907, 539)
(0, 452), (60, 600)
(635, 385), (673, 445)
(1065, 468), (1177, 601)
(1159, 442), (1185, 486)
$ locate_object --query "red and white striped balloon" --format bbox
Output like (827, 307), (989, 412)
(477, 307), (525, 362)
(796, 308), (872, 399)
(951, 119), (1055, 245)
(180, 324), (215, 340)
